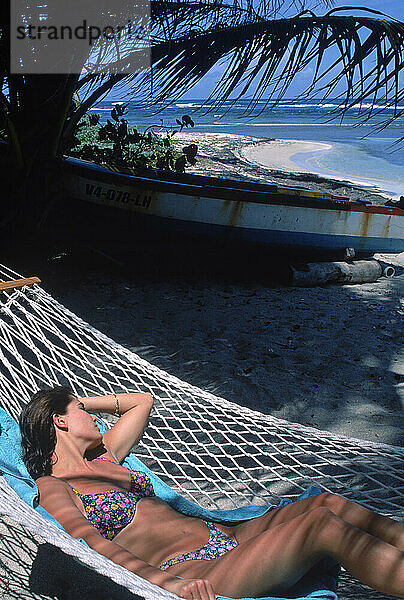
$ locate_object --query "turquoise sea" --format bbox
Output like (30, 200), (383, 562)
(90, 98), (404, 198)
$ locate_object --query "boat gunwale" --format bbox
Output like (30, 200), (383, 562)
(61, 155), (404, 218)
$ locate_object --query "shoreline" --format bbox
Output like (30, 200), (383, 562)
(172, 132), (401, 203)
(238, 139), (332, 175)
(240, 138), (400, 199)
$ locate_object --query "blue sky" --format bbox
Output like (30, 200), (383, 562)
(105, 0), (403, 102)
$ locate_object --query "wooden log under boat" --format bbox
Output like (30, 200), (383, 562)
(290, 260), (385, 286)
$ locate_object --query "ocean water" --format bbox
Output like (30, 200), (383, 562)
(90, 98), (404, 198)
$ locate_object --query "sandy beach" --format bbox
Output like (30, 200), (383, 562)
(13, 246), (402, 446)
(238, 139), (399, 196)
(239, 139), (333, 174)
(172, 132), (402, 203)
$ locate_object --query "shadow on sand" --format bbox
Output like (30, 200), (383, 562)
(4, 233), (403, 446)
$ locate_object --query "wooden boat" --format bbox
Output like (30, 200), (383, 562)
(61, 155), (404, 258)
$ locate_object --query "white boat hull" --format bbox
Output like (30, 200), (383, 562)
(62, 157), (404, 256)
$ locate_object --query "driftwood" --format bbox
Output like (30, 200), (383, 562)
(290, 260), (395, 287)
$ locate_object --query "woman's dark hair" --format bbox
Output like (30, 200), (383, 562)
(19, 386), (74, 480)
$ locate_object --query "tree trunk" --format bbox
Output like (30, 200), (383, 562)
(2, 73), (79, 234)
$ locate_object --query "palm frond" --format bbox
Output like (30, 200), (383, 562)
(122, 8), (403, 128)
(66, 4), (403, 138)
(77, 0), (333, 100)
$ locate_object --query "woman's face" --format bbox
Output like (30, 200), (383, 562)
(60, 398), (102, 447)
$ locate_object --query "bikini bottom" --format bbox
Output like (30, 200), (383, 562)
(159, 521), (238, 571)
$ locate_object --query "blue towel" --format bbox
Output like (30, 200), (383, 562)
(0, 408), (338, 600)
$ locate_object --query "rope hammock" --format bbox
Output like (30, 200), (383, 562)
(0, 261), (403, 600)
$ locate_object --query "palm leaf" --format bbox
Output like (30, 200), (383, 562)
(65, 4), (403, 141)
(144, 9), (403, 112)
(77, 0), (333, 97)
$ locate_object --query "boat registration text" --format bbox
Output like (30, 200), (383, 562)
(85, 183), (152, 209)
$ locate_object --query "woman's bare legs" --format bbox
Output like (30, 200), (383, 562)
(167, 507), (404, 598)
(233, 492), (404, 551)
(312, 492), (404, 550)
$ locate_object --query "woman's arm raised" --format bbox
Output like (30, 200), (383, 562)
(80, 392), (154, 462)
(36, 477), (215, 600)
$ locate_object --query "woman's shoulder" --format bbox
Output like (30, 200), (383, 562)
(36, 474), (71, 494)
(36, 475), (87, 523)
(36, 475), (79, 515)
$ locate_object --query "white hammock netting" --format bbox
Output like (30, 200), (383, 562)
(0, 262), (403, 600)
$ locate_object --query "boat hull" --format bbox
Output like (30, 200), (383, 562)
(61, 157), (404, 257)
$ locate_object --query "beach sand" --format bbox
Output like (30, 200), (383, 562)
(12, 245), (401, 447)
(1, 132), (402, 600)
(172, 132), (401, 202)
(239, 139), (333, 174)
(238, 138), (401, 197)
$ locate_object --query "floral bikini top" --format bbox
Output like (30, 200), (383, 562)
(68, 457), (155, 540)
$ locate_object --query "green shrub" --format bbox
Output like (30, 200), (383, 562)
(66, 104), (198, 174)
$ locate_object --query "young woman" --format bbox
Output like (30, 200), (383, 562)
(19, 387), (404, 600)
